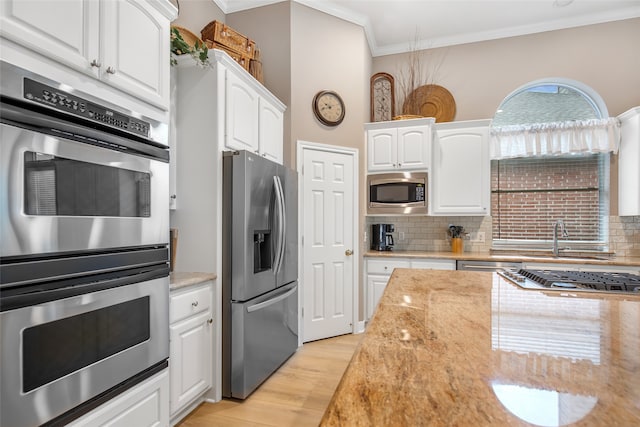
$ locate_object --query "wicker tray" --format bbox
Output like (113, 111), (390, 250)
(402, 84), (456, 122)
(201, 21), (256, 59)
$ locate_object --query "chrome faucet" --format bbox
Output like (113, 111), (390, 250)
(552, 219), (569, 257)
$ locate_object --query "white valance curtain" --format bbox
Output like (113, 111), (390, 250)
(490, 118), (620, 160)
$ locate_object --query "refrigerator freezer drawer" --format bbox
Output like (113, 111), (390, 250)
(229, 282), (298, 399)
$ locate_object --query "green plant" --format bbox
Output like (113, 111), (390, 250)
(170, 27), (209, 67)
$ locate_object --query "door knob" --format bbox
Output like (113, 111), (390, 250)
(345, 249), (353, 256)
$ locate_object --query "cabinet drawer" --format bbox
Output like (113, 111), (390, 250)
(170, 284), (211, 324)
(411, 259), (456, 270)
(367, 259), (411, 274)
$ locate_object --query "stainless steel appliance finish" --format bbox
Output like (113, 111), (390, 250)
(499, 269), (640, 294)
(0, 61), (169, 259)
(457, 260), (523, 271)
(222, 150), (298, 399)
(371, 223), (395, 251)
(0, 61), (170, 426)
(368, 172), (427, 215)
(0, 273), (169, 427)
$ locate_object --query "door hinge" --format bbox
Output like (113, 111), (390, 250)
(302, 307), (304, 318)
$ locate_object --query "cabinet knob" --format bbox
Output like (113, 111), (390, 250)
(192, 301), (199, 307)
(106, 66), (116, 74)
(208, 318), (213, 324)
(90, 59), (101, 68)
(170, 194), (177, 200)
(384, 266), (388, 270)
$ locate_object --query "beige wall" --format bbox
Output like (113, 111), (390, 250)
(227, 2), (292, 164)
(373, 18), (640, 121)
(171, 0), (224, 36)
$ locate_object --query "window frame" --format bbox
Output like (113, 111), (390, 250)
(490, 78), (611, 252)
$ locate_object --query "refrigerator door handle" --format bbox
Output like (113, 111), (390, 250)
(272, 176), (286, 275)
(246, 285), (296, 313)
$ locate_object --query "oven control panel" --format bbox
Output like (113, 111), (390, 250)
(23, 78), (150, 138)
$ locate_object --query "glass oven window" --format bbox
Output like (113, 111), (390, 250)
(22, 296), (150, 393)
(23, 151), (151, 217)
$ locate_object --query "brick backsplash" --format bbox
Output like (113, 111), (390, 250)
(366, 215), (640, 257)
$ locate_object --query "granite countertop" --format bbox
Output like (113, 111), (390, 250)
(321, 269), (640, 426)
(364, 250), (640, 267)
(169, 272), (217, 291)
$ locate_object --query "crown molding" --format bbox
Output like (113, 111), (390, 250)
(212, 1), (640, 57)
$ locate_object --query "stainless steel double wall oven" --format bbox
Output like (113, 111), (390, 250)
(0, 62), (170, 427)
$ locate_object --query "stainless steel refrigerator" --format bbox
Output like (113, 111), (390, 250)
(222, 150), (298, 399)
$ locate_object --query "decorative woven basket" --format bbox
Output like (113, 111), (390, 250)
(402, 84), (456, 122)
(392, 114), (423, 120)
(201, 21), (256, 59)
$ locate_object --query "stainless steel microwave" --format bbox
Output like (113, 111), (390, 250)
(367, 172), (428, 215)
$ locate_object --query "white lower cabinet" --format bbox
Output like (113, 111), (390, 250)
(67, 369), (169, 427)
(169, 281), (213, 420)
(365, 257), (455, 320)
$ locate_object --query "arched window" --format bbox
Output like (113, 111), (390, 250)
(491, 79), (613, 251)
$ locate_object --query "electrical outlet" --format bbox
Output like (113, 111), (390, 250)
(364, 231), (368, 243)
(477, 232), (485, 243)
(400, 232), (405, 241)
(469, 232), (486, 243)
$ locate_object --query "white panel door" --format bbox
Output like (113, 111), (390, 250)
(302, 148), (355, 342)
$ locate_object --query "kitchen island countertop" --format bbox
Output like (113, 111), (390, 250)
(364, 250), (640, 267)
(321, 269), (640, 426)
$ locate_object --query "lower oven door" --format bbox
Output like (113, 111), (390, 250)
(0, 275), (169, 427)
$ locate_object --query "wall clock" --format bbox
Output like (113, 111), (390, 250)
(370, 72), (395, 122)
(312, 90), (345, 126)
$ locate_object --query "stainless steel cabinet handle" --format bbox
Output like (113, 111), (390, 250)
(170, 194), (177, 199)
(106, 66), (116, 74)
(90, 59), (101, 68)
(192, 301), (199, 307)
(345, 249), (353, 256)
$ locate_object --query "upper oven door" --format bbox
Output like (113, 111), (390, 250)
(0, 120), (169, 258)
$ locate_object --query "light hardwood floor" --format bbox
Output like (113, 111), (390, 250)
(177, 333), (362, 427)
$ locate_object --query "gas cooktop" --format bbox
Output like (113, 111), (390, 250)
(499, 269), (640, 294)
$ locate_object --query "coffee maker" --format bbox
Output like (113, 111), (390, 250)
(371, 223), (395, 251)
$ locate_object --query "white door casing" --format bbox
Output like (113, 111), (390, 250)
(298, 141), (358, 343)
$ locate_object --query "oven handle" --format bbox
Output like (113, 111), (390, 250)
(0, 264), (169, 312)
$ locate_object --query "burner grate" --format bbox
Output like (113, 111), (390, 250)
(518, 269), (640, 293)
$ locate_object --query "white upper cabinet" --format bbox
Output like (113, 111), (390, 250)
(366, 118), (434, 173)
(226, 70), (260, 153)
(0, 0), (172, 110)
(618, 107), (640, 216)
(431, 119), (491, 216)
(224, 66), (285, 163)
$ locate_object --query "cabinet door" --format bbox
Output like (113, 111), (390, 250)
(397, 125), (430, 170)
(67, 370), (169, 427)
(170, 311), (212, 415)
(431, 124), (490, 215)
(367, 128), (397, 171)
(0, 0), (99, 75)
(226, 70), (259, 153)
(258, 97), (284, 164)
(367, 274), (391, 320)
(101, 0), (170, 109)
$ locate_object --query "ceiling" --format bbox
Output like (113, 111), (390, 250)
(213, 0), (640, 56)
